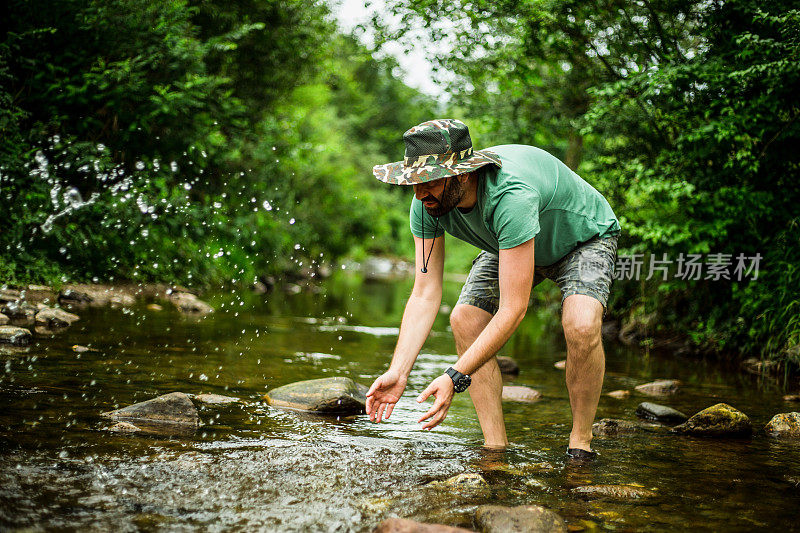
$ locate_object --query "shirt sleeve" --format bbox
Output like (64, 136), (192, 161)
(490, 186), (541, 249)
(410, 197), (445, 239)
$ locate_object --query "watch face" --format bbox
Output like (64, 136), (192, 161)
(454, 375), (471, 393)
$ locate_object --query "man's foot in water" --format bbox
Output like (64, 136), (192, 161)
(566, 447), (598, 461)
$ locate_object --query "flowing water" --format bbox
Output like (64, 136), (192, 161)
(1, 274), (798, 531)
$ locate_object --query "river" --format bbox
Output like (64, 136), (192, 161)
(1, 273), (798, 531)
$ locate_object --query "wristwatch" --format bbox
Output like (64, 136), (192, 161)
(445, 367), (472, 393)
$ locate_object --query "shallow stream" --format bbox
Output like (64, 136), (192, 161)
(1, 274), (798, 531)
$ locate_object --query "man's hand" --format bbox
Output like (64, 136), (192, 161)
(416, 374), (455, 430)
(366, 370), (407, 422)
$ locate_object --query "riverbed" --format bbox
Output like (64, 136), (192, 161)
(1, 274), (798, 531)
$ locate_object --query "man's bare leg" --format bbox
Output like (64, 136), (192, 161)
(450, 304), (508, 448)
(561, 294), (606, 452)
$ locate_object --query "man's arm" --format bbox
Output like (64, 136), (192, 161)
(417, 238), (534, 430)
(366, 234), (444, 422)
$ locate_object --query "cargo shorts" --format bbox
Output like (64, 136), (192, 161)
(456, 233), (619, 316)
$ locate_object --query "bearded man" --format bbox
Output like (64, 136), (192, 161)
(366, 119), (620, 459)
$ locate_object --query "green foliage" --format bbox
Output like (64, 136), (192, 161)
(372, 0), (800, 365)
(0, 1), (435, 287)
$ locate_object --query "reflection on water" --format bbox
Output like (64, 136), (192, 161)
(1, 274), (798, 531)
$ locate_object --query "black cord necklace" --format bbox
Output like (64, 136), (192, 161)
(420, 177), (447, 274)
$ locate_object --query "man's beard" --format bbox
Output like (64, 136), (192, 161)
(422, 177), (465, 217)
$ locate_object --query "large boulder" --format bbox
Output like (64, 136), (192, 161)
(0, 326), (32, 346)
(35, 307), (80, 333)
(59, 284), (136, 307)
(496, 356), (519, 376)
(593, 418), (638, 437)
(21, 285), (57, 305)
(264, 377), (366, 414)
(1, 301), (38, 327)
(475, 505), (567, 533)
(635, 402), (688, 423)
(501, 385), (541, 403)
(0, 288), (21, 304)
(167, 291), (214, 315)
(764, 412), (800, 438)
(101, 392), (199, 435)
(635, 379), (680, 397)
(571, 484), (657, 500)
(674, 403), (752, 436)
(372, 518), (472, 533)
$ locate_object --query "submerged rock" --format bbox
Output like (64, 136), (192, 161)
(429, 472), (487, 490)
(593, 418), (638, 436)
(554, 359), (567, 370)
(571, 484), (657, 500)
(101, 392), (199, 436)
(107, 421), (142, 433)
(635, 402), (688, 423)
(264, 377), (366, 414)
(372, 518), (472, 533)
(475, 504), (567, 533)
(194, 393), (240, 405)
(674, 403), (752, 436)
(0, 313), (8, 325)
(147, 303), (163, 311)
(741, 357), (781, 377)
(0, 326), (32, 346)
(35, 307), (80, 331)
(635, 379), (680, 397)
(497, 356), (519, 376)
(764, 412), (800, 438)
(501, 385), (542, 403)
(167, 291), (214, 315)
(606, 389), (630, 399)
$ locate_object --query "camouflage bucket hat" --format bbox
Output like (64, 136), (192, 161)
(372, 119), (501, 185)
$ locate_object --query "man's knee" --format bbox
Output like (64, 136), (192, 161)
(562, 314), (602, 354)
(450, 304), (489, 338)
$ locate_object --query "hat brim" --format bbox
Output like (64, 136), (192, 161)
(372, 149), (502, 185)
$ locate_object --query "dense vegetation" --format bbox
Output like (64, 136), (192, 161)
(1, 0), (434, 284)
(374, 0), (799, 367)
(2, 0), (797, 365)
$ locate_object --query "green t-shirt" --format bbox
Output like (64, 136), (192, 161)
(410, 144), (621, 267)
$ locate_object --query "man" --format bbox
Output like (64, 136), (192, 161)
(365, 119), (619, 458)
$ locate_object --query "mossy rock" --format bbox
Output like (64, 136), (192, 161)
(571, 484), (657, 500)
(674, 403), (752, 436)
(764, 412), (800, 438)
(264, 377), (367, 414)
